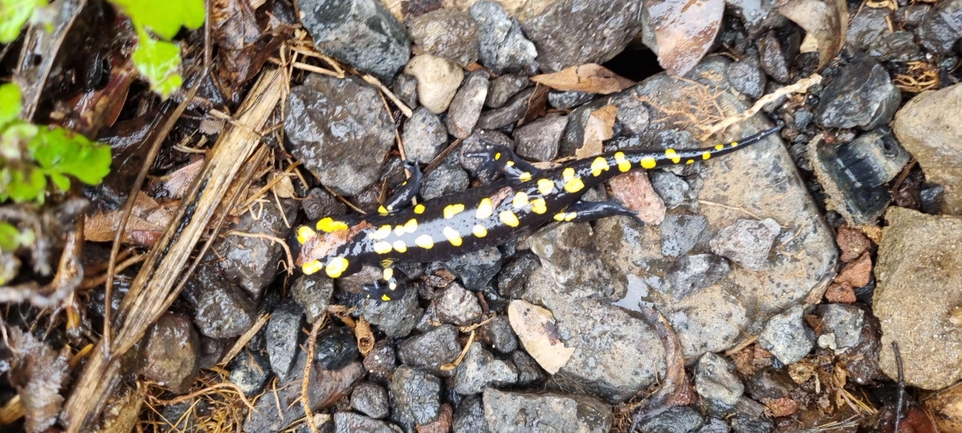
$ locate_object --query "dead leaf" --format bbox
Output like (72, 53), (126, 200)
(148, 158), (204, 200)
(271, 172), (296, 199)
(609, 171), (666, 225)
(576, 104), (618, 159)
(647, 0), (725, 76)
(777, 0), (849, 70)
(8, 328), (69, 433)
(507, 300), (574, 374)
(520, 83), (549, 125)
(530, 64), (635, 94)
(85, 192), (175, 245)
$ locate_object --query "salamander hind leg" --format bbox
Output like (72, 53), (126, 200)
(380, 160), (423, 215)
(362, 265), (404, 302)
(553, 200), (645, 226)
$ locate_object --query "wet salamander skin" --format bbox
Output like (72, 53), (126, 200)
(295, 126), (782, 301)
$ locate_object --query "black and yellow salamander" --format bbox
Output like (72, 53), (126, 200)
(295, 125), (783, 301)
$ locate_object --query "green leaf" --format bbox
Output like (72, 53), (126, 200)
(109, 0), (204, 40)
(132, 28), (184, 99)
(48, 171), (70, 191)
(0, 83), (22, 127)
(30, 127), (112, 186)
(0, 221), (19, 252)
(0, 0), (46, 43)
(5, 166), (46, 203)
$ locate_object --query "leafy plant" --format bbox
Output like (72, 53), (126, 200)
(0, 221), (34, 253)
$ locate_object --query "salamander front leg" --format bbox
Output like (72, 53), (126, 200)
(466, 142), (541, 183)
(379, 160), (423, 215)
(361, 266), (404, 302)
(553, 200), (645, 227)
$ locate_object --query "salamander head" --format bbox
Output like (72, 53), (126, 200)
(295, 217), (368, 276)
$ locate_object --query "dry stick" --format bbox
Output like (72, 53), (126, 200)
(301, 319), (325, 433)
(698, 74), (823, 141)
(893, 341), (906, 432)
(362, 74), (413, 118)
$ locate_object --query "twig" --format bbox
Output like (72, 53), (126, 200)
(301, 319), (325, 433)
(224, 230), (295, 275)
(893, 341), (906, 433)
(362, 74), (413, 118)
(698, 74), (823, 141)
(441, 330), (475, 372)
(219, 313), (271, 366)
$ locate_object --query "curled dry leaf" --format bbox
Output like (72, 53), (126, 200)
(84, 192), (175, 245)
(776, 0), (849, 70)
(8, 328), (69, 433)
(507, 299), (574, 374)
(647, 0), (725, 77)
(576, 104), (618, 159)
(530, 64), (635, 95)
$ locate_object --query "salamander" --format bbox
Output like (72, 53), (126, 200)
(295, 125), (783, 301)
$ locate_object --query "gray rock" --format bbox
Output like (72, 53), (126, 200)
(514, 114), (568, 161)
(445, 245), (503, 292)
(650, 171), (690, 209)
(303, 187), (346, 221)
(728, 57), (766, 99)
(917, 0), (962, 54)
(390, 366), (442, 427)
(496, 252), (541, 299)
(636, 405), (706, 433)
(660, 214), (707, 257)
(436, 283), (483, 326)
(486, 74), (529, 108)
(297, 0), (409, 81)
(407, 9), (479, 66)
(404, 54), (465, 114)
(729, 398), (774, 432)
(446, 70), (490, 138)
(421, 159), (470, 201)
(402, 107), (447, 163)
(470, 0), (538, 74)
(695, 353), (744, 408)
(744, 367), (795, 401)
(613, 92), (651, 135)
(314, 326), (359, 370)
(477, 87), (535, 130)
(459, 129), (516, 182)
(511, 350), (547, 385)
(285, 75), (395, 196)
(895, 3), (931, 28)
(709, 218), (781, 271)
(216, 197), (298, 298)
(518, 0), (643, 72)
(333, 412), (401, 433)
(816, 58), (901, 130)
(698, 417), (731, 433)
(229, 350), (271, 397)
(758, 305), (814, 365)
(816, 304), (865, 355)
(868, 31), (923, 62)
(844, 8), (891, 52)
(757, 31), (791, 83)
(266, 300), (304, 380)
(139, 313), (200, 393)
(397, 324), (462, 376)
(183, 266), (257, 339)
(363, 339), (397, 385)
(666, 254), (731, 300)
(892, 82), (962, 215)
(392, 73), (418, 109)
(359, 279), (423, 338)
(483, 388), (612, 433)
(452, 343), (518, 395)
(291, 276), (333, 324)
(351, 382), (389, 419)
(452, 395), (488, 433)
(479, 315), (518, 354)
(875, 207), (962, 389)
(726, 0), (785, 37)
(548, 90), (593, 110)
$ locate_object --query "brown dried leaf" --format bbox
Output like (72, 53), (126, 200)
(8, 328), (69, 433)
(576, 104), (618, 159)
(507, 300), (574, 374)
(776, 0), (849, 70)
(148, 158), (203, 200)
(530, 64), (635, 94)
(84, 192), (175, 245)
(271, 173), (296, 199)
(647, 0), (725, 76)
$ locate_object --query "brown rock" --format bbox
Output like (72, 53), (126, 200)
(834, 251), (872, 288)
(836, 224), (872, 262)
(825, 282), (856, 304)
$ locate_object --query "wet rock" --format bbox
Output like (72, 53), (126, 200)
(729, 398), (774, 432)
(292, 276), (334, 324)
(244, 357), (364, 433)
(452, 395), (487, 433)
(459, 129), (516, 181)
(523, 222), (616, 299)
(391, 366), (442, 426)
(298, 0), (409, 81)
(315, 326), (359, 370)
(360, 281), (423, 338)
(197, 336), (231, 369)
(98, 385), (144, 433)
(695, 353), (744, 409)
(660, 214), (707, 257)
(470, 0), (538, 74)
(816, 304), (864, 355)
(726, 0), (785, 37)
(392, 73), (419, 109)
(421, 159), (470, 201)
(183, 267), (257, 339)
(216, 197), (298, 298)
(835, 252), (872, 288)
(451, 342), (518, 395)
(636, 405), (706, 433)
(709, 218), (780, 271)
(728, 57), (767, 99)
(435, 283), (483, 326)
(479, 315), (518, 354)
(139, 313), (200, 393)
(609, 170), (667, 225)
(333, 412), (401, 433)
(407, 9), (479, 66)
(404, 54), (465, 114)
(286, 74), (395, 196)
(363, 340), (397, 385)
(548, 90), (593, 110)
(402, 107), (447, 163)
(496, 251), (541, 299)
(816, 58), (900, 130)
(514, 113), (567, 161)
(229, 350), (271, 396)
(896, 4), (931, 28)
(351, 382), (389, 419)
(844, 8), (891, 52)
(917, 0), (962, 54)
(303, 187), (346, 221)
(868, 31), (923, 62)
(841, 312), (884, 385)
(758, 305), (814, 365)
(921, 183), (945, 214)
(267, 299), (304, 380)
(483, 388), (612, 432)
(892, 82), (962, 215)
(397, 324), (462, 376)
(518, 0), (642, 73)
(699, 418), (730, 433)
(613, 94), (651, 135)
(757, 31), (791, 83)
(477, 87), (535, 130)
(446, 70), (490, 138)
(744, 367), (795, 401)
(486, 74), (529, 108)
(512, 350), (546, 385)
(875, 207), (962, 389)
(444, 244), (502, 292)
(666, 254), (731, 300)
(650, 170), (690, 209)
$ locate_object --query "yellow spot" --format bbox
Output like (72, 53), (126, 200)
(686, 159), (695, 165)
(373, 241), (393, 254)
(381, 294), (392, 301)
(371, 225), (392, 240)
(317, 217), (348, 233)
(715, 144), (725, 150)
(563, 167), (576, 180)
(382, 267), (394, 281)
(444, 203), (465, 219)
(414, 204), (425, 214)
(325, 257), (349, 278)
(473, 224), (488, 238)
(404, 219), (418, 233)
(731, 141), (738, 147)
(554, 212), (566, 222)
(513, 191), (529, 209)
(394, 225), (405, 236)
(296, 226), (317, 244)
(554, 212), (576, 222)
(538, 179), (555, 195)
(530, 197), (547, 214)
(519, 172), (532, 182)
(389, 281), (397, 290)
(415, 234), (435, 249)
(380, 259), (393, 268)
(702, 152), (711, 160)
(615, 152), (631, 172)
(564, 176), (585, 193)
(443, 227), (463, 246)
(392, 240), (407, 253)
(591, 157), (609, 177)
(476, 198), (493, 219)
(640, 157), (657, 169)
(500, 210), (520, 227)
(665, 148), (681, 164)
(565, 212), (577, 221)
(495, 152), (502, 160)
(506, 160), (515, 167)
(378, 205), (389, 216)
(302, 260), (324, 275)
